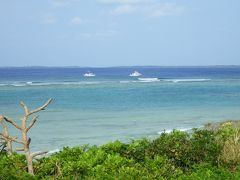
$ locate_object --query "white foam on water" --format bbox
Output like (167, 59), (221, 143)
(47, 148), (60, 155)
(163, 79), (211, 83)
(1, 81), (103, 87)
(157, 127), (193, 135)
(29, 82), (53, 86)
(0, 78), (212, 87)
(138, 78), (160, 82)
(11, 83), (26, 87)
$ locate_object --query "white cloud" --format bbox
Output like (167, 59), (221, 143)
(100, 0), (185, 17)
(150, 3), (185, 17)
(70, 17), (83, 25)
(110, 5), (135, 15)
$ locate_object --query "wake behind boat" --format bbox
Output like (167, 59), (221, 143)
(129, 71), (142, 77)
(83, 72), (95, 77)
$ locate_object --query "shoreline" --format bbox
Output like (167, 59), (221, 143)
(2, 119), (240, 179)
(45, 120), (239, 156)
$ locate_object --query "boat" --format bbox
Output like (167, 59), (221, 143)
(83, 72), (95, 77)
(129, 71), (142, 77)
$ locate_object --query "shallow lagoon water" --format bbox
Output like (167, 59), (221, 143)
(0, 66), (240, 151)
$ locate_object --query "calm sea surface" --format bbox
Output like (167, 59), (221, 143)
(1, 66), (240, 151)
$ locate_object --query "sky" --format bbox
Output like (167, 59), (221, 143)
(0, 0), (240, 67)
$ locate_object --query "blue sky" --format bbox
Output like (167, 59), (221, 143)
(0, 0), (239, 67)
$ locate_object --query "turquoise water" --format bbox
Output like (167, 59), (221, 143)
(0, 67), (240, 151)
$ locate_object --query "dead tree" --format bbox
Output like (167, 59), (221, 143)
(0, 99), (52, 175)
(0, 115), (13, 154)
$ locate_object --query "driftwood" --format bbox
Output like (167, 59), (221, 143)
(0, 99), (52, 175)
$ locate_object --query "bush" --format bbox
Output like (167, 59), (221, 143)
(35, 146), (108, 179)
(208, 121), (240, 169)
(178, 163), (235, 180)
(1, 123), (240, 179)
(190, 129), (221, 165)
(0, 153), (35, 180)
(100, 140), (128, 156)
(146, 130), (192, 168)
(121, 138), (150, 162)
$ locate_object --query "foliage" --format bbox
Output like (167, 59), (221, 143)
(146, 130), (191, 168)
(0, 153), (36, 180)
(189, 129), (221, 165)
(217, 122), (240, 169)
(1, 122), (240, 179)
(177, 163), (235, 180)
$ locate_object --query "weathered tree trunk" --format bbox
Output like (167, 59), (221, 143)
(21, 115), (34, 174)
(0, 115), (13, 154)
(0, 99), (52, 175)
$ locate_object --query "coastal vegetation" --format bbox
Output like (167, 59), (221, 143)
(0, 99), (52, 175)
(1, 117), (240, 179)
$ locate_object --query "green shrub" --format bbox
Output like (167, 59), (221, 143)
(178, 163), (235, 180)
(101, 140), (128, 155)
(122, 138), (150, 162)
(219, 129), (240, 169)
(144, 155), (183, 179)
(146, 130), (192, 168)
(0, 153), (35, 180)
(190, 129), (221, 165)
(35, 146), (86, 178)
(91, 154), (136, 179)
(35, 146), (108, 179)
(2, 124), (240, 179)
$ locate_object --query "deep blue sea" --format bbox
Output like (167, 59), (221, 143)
(1, 66), (240, 151)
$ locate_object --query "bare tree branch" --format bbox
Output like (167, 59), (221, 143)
(0, 115), (13, 153)
(27, 116), (38, 132)
(0, 133), (24, 144)
(1, 99), (52, 175)
(3, 117), (22, 130)
(16, 147), (24, 151)
(27, 138), (31, 147)
(31, 151), (48, 158)
(55, 161), (63, 179)
(28, 98), (53, 116)
(20, 101), (29, 115)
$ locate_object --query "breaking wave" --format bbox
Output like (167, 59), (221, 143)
(0, 81), (102, 87)
(0, 78), (212, 87)
(157, 127), (193, 134)
(138, 78), (160, 82)
(162, 78), (211, 83)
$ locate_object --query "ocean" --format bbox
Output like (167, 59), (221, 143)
(1, 66), (240, 151)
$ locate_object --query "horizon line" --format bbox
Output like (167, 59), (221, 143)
(0, 65), (240, 68)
